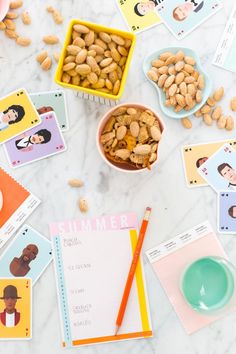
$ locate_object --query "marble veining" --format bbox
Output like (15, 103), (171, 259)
(0, 0), (236, 353)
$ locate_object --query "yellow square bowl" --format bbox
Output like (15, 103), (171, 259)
(54, 19), (136, 101)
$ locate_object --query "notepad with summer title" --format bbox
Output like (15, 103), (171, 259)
(50, 213), (152, 348)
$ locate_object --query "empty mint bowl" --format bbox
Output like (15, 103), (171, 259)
(143, 47), (212, 119)
(180, 257), (235, 315)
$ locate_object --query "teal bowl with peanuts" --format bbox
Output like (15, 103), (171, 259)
(143, 47), (212, 119)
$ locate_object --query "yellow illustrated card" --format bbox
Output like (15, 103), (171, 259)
(116, 0), (162, 33)
(182, 140), (236, 187)
(0, 88), (41, 144)
(0, 278), (32, 340)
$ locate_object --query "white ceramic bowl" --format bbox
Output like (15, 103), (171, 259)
(0, 0), (10, 21)
(96, 103), (165, 173)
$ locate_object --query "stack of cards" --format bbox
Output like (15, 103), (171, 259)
(116, 0), (222, 39)
(182, 141), (236, 234)
(0, 88), (68, 169)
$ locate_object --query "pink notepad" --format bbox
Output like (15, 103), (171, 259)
(146, 221), (233, 334)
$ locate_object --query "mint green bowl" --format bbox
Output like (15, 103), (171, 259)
(143, 47), (212, 119)
(181, 257), (235, 314)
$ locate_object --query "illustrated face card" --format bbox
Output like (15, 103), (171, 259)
(0, 88), (41, 144)
(198, 144), (236, 192)
(182, 140), (236, 188)
(0, 166), (40, 248)
(116, 0), (162, 33)
(4, 111), (67, 168)
(0, 278), (32, 340)
(156, 0), (222, 39)
(0, 225), (52, 285)
(218, 191), (236, 234)
(30, 90), (69, 131)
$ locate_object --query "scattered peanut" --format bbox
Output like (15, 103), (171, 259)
(181, 117), (192, 129)
(213, 87), (224, 102)
(43, 35), (59, 44)
(16, 36), (31, 46)
(36, 51), (48, 64)
(78, 198), (88, 213)
(21, 11), (31, 25)
(53, 51), (60, 62)
(68, 179), (84, 187)
(10, 0), (23, 9)
(230, 97), (236, 111)
(41, 56), (52, 71)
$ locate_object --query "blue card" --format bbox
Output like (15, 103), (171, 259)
(218, 191), (236, 234)
(156, 0), (222, 39)
(0, 224), (52, 285)
(198, 143), (236, 192)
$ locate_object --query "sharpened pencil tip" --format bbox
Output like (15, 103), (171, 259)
(114, 325), (119, 336)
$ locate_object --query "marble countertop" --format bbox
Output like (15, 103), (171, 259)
(1, 0), (236, 353)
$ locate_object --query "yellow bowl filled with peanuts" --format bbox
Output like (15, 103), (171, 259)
(55, 19), (136, 100)
(96, 103), (165, 173)
(143, 47), (212, 119)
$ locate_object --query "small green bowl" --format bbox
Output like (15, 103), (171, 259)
(181, 257), (235, 314)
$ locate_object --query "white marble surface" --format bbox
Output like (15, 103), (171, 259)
(0, 0), (236, 353)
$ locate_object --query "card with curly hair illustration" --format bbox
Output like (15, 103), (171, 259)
(0, 278), (31, 339)
(0, 225), (52, 285)
(30, 90), (69, 131)
(4, 111), (67, 168)
(0, 166), (40, 249)
(0, 88), (41, 144)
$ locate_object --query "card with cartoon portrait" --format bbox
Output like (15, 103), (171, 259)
(0, 166), (40, 249)
(116, 0), (163, 33)
(0, 225), (52, 285)
(182, 139), (236, 188)
(4, 111), (67, 168)
(156, 0), (222, 39)
(218, 191), (236, 234)
(30, 90), (69, 131)
(0, 88), (41, 144)
(0, 278), (31, 340)
(198, 144), (236, 192)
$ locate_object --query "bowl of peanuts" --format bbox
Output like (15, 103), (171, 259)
(55, 19), (136, 100)
(143, 47), (212, 119)
(96, 103), (165, 173)
(0, 0), (10, 21)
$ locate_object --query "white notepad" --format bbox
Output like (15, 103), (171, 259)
(50, 213), (152, 348)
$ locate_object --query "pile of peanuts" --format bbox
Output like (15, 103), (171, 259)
(60, 23), (132, 96)
(147, 50), (204, 113)
(100, 106), (162, 170)
(0, 0), (31, 46)
(181, 88), (235, 130)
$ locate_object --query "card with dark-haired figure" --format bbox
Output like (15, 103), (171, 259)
(4, 111), (67, 168)
(0, 278), (31, 339)
(156, 0), (222, 39)
(30, 90), (69, 131)
(0, 88), (41, 145)
(0, 225), (52, 285)
(198, 144), (236, 192)
(218, 191), (236, 234)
